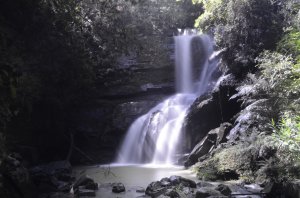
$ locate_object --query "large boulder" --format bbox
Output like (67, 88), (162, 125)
(195, 187), (222, 198)
(112, 182), (126, 193)
(184, 123), (232, 167)
(145, 176), (197, 197)
(145, 181), (167, 197)
(183, 74), (241, 152)
(30, 161), (73, 193)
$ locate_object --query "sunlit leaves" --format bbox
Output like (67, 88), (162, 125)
(277, 29), (300, 61)
(272, 115), (300, 161)
(256, 51), (294, 92)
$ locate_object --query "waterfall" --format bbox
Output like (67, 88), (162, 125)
(116, 33), (219, 165)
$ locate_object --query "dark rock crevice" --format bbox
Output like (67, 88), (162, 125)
(182, 74), (242, 158)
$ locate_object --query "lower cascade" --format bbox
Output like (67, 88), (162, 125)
(116, 33), (219, 165)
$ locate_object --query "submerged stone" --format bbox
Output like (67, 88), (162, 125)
(112, 182), (126, 193)
(196, 187), (222, 198)
(184, 123), (232, 167)
(180, 177), (197, 188)
(78, 189), (96, 197)
(169, 175), (181, 185)
(146, 181), (167, 197)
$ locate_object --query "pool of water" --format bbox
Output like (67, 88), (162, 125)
(73, 164), (198, 198)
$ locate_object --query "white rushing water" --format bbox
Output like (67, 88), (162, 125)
(116, 32), (219, 165)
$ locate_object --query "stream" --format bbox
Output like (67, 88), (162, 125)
(73, 164), (265, 198)
(73, 164), (197, 198)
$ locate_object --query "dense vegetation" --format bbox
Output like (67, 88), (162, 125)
(0, 0), (300, 196)
(192, 0), (300, 184)
(0, 0), (200, 163)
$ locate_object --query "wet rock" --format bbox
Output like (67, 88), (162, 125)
(195, 190), (210, 198)
(78, 189), (96, 197)
(215, 184), (231, 196)
(227, 99), (269, 141)
(73, 175), (95, 189)
(146, 181), (167, 197)
(160, 180), (171, 187)
(183, 74), (241, 152)
(184, 135), (214, 167)
(165, 188), (180, 197)
(136, 186), (146, 193)
(47, 192), (74, 198)
(168, 176), (196, 188)
(156, 195), (169, 198)
(85, 181), (99, 190)
(112, 182), (125, 193)
(177, 154), (189, 165)
(160, 177), (170, 183)
(137, 195), (151, 198)
(196, 187), (222, 198)
(182, 186), (194, 195)
(184, 94), (218, 148)
(169, 176), (181, 185)
(184, 123), (232, 167)
(196, 181), (214, 188)
(73, 175), (99, 197)
(112, 101), (159, 131)
(146, 176), (197, 198)
(180, 177), (197, 188)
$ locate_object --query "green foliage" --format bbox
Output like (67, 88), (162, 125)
(192, 0), (300, 183)
(194, 0), (284, 75)
(272, 115), (300, 162)
(193, 0), (227, 30)
(278, 29), (300, 62)
(82, 0), (201, 74)
(256, 51), (295, 96)
(196, 140), (268, 182)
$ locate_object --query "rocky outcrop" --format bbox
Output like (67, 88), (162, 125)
(72, 175), (99, 197)
(183, 74), (241, 151)
(0, 154), (37, 198)
(184, 122), (232, 167)
(143, 176), (269, 198)
(145, 176), (197, 198)
(30, 160), (73, 193)
(227, 99), (272, 141)
(112, 182), (126, 193)
(112, 100), (160, 131)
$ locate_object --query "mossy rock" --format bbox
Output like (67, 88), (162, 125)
(196, 142), (260, 181)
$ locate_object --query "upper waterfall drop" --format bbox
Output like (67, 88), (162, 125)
(175, 35), (193, 93)
(116, 33), (219, 165)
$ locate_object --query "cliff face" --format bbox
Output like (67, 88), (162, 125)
(65, 1), (203, 164)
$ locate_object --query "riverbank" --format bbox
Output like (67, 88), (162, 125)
(72, 164), (270, 198)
